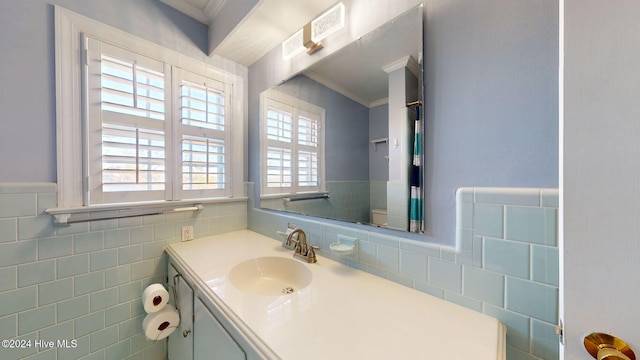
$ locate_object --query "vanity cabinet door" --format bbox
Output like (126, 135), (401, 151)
(168, 264), (194, 360)
(194, 297), (246, 360)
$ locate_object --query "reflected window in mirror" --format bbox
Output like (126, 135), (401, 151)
(255, 5), (423, 232)
(260, 89), (326, 197)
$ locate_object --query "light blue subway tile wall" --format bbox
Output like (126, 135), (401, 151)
(327, 181), (370, 223)
(0, 267), (16, 292)
(0, 218), (17, 243)
(484, 304), (531, 354)
(248, 184), (559, 360)
(506, 206), (557, 246)
(429, 258), (462, 293)
(531, 319), (560, 360)
(473, 203), (504, 238)
(531, 245), (559, 287)
(474, 188), (540, 206)
(398, 250), (427, 282)
(506, 277), (558, 324)
(385, 181), (408, 231)
(457, 187), (559, 359)
(463, 267), (504, 307)
(0, 182), (247, 360)
(370, 180), (387, 211)
(260, 181), (371, 223)
(484, 237), (530, 279)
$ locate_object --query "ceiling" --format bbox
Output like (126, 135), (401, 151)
(301, 9), (422, 107)
(159, 0), (226, 24)
(161, 0), (422, 107)
(160, 0), (337, 66)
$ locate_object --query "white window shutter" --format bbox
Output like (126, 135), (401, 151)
(296, 113), (320, 190)
(85, 38), (169, 204)
(260, 91), (325, 196)
(174, 69), (232, 199)
(55, 9), (245, 210)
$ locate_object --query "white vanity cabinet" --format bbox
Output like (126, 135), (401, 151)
(166, 231), (507, 360)
(168, 262), (256, 360)
(168, 264), (193, 360)
(194, 296), (246, 360)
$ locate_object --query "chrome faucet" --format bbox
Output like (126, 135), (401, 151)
(285, 228), (318, 263)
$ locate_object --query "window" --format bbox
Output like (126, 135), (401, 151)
(55, 7), (243, 209)
(175, 69), (232, 199)
(260, 90), (325, 196)
(86, 40), (170, 204)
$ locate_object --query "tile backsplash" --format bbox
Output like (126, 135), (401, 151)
(260, 181), (371, 224)
(1, 182), (558, 360)
(457, 187), (559, 360)
(0, 183), (246, 360)
(249, 186), (559, 360)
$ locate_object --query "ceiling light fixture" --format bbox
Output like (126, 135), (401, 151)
(282, 29), (306, 60)
(303, 22), (324, 55)
(282, 2), (345, 59)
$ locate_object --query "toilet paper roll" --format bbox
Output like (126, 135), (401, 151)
(142, 306), (180, 340)
(142, 283), (169, 313)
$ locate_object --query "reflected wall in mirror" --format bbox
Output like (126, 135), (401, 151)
(259, 6), (423, 232)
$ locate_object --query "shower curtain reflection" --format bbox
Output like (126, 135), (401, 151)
(409, 105), (424, 233)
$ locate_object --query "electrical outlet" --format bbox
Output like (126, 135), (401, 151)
(181, 226), (194, 242)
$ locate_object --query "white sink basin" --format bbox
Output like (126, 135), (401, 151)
(228, 256), (312, 296)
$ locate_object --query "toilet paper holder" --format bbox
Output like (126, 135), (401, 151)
(584, 332), (636, 360)
(142, 281), (180, 341)
(168, 274), (191, 339)
(168, 274), (182, 314)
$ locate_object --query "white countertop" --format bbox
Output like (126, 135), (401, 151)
(166, 230), (506, 360)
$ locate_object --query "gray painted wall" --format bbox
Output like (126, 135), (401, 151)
(563, 1), (640, 357)
(0, 0), (209, 183)
(250, 0), (558, 245)
(247, 0), (421, 206)
(0, 0), (558, 246)
(369, 104), (389, 182)
(273, 75), (370, 181)
(423, 0), (558, 244)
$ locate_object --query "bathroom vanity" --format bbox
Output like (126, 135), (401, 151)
(165, 230), (506, 359)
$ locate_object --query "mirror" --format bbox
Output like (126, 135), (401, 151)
(259, 6), (423, 232)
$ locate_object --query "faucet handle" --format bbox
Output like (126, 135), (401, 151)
(307, 245), (320, 256)
(306, 245), (319, 263)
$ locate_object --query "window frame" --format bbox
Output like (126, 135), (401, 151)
(259, 89), (326, 197)
(54, 6), (244, 210)
(174, 68), (233, 200)
(85, 38), (172, 204)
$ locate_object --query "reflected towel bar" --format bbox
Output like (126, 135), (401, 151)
(51, 204), (203, 225)
(284, 194), (330, 202)
(370, 137), (388, 151)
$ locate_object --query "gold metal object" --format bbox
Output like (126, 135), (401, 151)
(584, 333), (636, 360)
(286, 228), (318, 263)
(303, 23), (323, 55)
(554, 325), (563, 335)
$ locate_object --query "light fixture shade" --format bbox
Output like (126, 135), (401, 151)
(282, 29), (306, 60)
(281, 2), (345, 60)
(311, 3), (345, 43)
